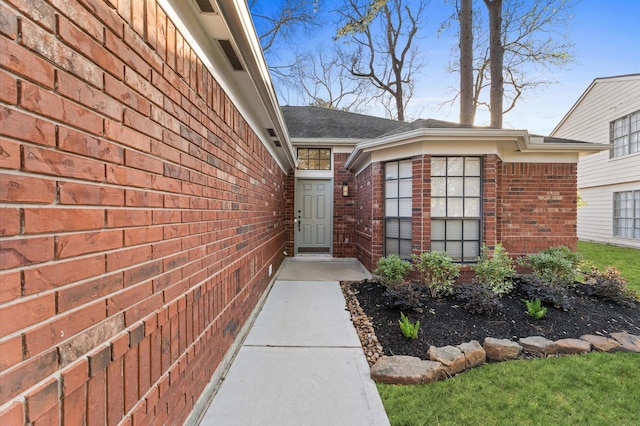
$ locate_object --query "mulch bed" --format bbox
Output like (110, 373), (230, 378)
(346, 279), (640, 360)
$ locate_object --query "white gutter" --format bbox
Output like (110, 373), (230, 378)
(344, 128), (612, 171)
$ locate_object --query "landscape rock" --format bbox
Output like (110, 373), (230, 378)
(579, 334), (621, 352)
(484, 337), (522, 361)
(610, 332), (640, 352)
(457, 340), (486, 369)
(427, 345), (466, 375)
(555, 338), (591, 355)
(370, 356), (445, 385)
(341, 281), (384, 365)
(519, 336), (559, 357)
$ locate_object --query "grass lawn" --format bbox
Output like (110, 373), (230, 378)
(378, 352), (640, 425)
(377, 242), (640, 425)
(577, 241), (640, 293)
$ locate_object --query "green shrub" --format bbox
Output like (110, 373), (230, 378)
(398, 311), (420, 339)
(413, 251), (460, 298)
(523, 298), (547, 319)
(374, 254), (412, 288)
(474, 243), (515, 296)
(518, 246), (581, 287)
(579, 266), (638, 308)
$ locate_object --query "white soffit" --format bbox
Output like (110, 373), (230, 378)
(158, 0), (295, 172)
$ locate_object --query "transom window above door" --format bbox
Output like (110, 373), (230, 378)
(297, 148), (331, 170)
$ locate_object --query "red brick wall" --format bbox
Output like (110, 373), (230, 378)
(0, 1), (287, 424)
(284, 172), (295, 256)
(498, 162), (578, 255)
(355, 163), (384, 271)
(333, 153), (357, 257)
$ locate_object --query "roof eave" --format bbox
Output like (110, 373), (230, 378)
(160, 0), (296, 172)
(215, 1), (296, 169)
(344, 128), (612, 170)
(345, 128), (529, 170)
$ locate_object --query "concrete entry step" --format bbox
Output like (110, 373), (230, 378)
(276, 257), (372, 282)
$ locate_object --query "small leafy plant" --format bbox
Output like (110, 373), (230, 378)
(523, 298), (547, 319)
(413, 251), (461, 298)
(374, 254), (413, 288)
(518, 246), (581, 287)
(474, 243), (515, 296)
(398, 311), (420, 339)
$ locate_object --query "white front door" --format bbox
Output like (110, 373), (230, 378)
(295, 179), (332, 254)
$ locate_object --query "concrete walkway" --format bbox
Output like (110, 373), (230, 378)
(194, 258), (389, 426)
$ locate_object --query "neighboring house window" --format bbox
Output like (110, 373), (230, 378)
(297, 148), (331, 170)
(384, 159), (412, 258)
(613, 191), (640, 239)
(610, 110), (640, 158)
(431, 157), (481, 262)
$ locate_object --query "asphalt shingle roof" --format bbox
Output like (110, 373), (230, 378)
(282, 106), (597, 146)
(281, 106), (405, 139)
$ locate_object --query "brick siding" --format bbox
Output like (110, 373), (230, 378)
(333, 153), (357, 257)
(498, 161), (578, 255)
(0, 1), (287, 424)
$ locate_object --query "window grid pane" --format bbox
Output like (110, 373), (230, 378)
(297, 148), (331, 170)
(610, 110), (640, 158)
(613, 190), (640, 239)
(385, 160), (412, 257)
(431, 157), (482, 261)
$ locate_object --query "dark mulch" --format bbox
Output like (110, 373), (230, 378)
(350, 279), (640, 360)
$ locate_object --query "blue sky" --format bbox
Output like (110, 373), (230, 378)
(258, 1), (640, 135)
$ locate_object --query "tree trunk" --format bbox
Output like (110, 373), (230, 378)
(395, 73), (405, 121)
(459, 0), (474, 125)
(484, 0), (503, 128)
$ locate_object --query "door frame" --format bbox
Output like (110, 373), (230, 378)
(294, 178), (334, 256)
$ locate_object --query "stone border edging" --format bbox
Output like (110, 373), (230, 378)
(340, 281), (640, 386)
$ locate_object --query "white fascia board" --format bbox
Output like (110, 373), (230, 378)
(519, 135), (613, 154)
(344, 128), (527, 170)
(159, 0), (295, 172)
(344, 128), (611, 171)
(291, 137), (368, 147)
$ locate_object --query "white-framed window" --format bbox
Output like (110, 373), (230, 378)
(613, 190), (640, 239)
(610, 110), (640, 158)
(384, 159), (412, 258)
(431, 157), (482, 262)
(297, 148), (331, 170)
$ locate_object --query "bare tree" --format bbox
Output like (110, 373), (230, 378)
(336, 0), (427, 121)
(288, 46), (371, 111)
(249, 0), (322, 52)
(445, 0), (575, 127)
(459, 0), (474, 125)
